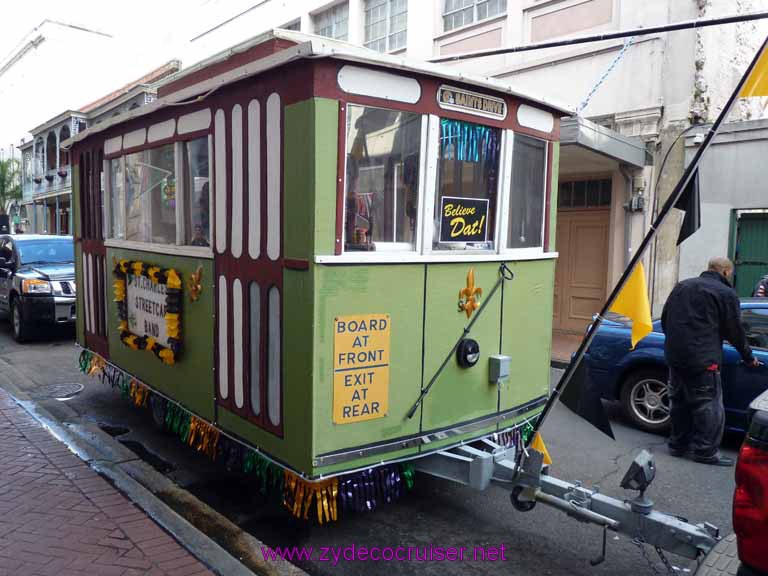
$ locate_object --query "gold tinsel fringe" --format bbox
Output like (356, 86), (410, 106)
(129, 379), (150, 407)
(283, 471), (338, 524)
(187, 416), (220, 459)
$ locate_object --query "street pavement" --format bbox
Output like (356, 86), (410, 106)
(0, 323), (740, 576)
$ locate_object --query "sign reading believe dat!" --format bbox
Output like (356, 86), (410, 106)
(439, 196), (490, 244)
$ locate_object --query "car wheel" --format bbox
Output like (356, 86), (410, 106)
(10, 297), (32, 343)
(620, 368), (671, 433)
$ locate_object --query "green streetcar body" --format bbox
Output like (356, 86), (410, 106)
(67, 30), (568, 479)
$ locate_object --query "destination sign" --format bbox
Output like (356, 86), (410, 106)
(438, 85), (507, 120)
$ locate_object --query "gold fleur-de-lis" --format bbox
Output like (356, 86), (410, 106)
(187, 265), (203, 302)
(458, 268), (482, 318)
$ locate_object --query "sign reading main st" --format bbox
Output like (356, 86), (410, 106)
(333, 314), (390, 424)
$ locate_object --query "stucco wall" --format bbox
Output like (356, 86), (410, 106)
(678, 120), (768, 280)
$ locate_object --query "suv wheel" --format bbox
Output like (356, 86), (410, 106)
(10, 297), (32, 343)
(620, 368), (671, 433)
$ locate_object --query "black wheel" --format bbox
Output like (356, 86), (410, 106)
(10, 297), (32, 343)
(620, 368), (671, 433)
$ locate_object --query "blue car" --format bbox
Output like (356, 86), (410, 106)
(584, 299), (768, 434)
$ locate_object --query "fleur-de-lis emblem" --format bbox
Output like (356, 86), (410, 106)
(458, 268), (482, 318)
(187, 265), (203, 302)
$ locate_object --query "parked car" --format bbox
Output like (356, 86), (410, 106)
(0, 235), (76, 342)
(694, 389), (768, 575)
(583, 299), (768, 433)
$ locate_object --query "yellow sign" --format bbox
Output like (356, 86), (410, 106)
(333, 314), (390, 424)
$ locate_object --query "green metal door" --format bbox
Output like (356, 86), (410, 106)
(734, 212), (768, 297)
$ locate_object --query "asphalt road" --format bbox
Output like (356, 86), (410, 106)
(0, 322), (741, 576)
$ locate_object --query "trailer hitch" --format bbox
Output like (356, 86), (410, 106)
(414, 436), (719, 563)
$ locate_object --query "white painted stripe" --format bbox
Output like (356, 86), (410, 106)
(247, 99), (261, 260)
(88, 254), (95, 334)
(122, 128), (146, 149)
(231, 104), (243, 258)
(83, 255), (91, 333)
(218, 275), (229, 400)
(233, 278), (244, 409)
(104, 136), (122, 155)
(337, 65), (421, 104)
(148, 119), (176, 143)
(249, 282), (260, 416)
(178, 108), (212, 134)
(266, 93), (281, 261)
(214, 109), (227, 254)
(517, 104), (554, 134)
(267, 285), (280, 426)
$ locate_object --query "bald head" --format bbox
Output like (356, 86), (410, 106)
(708, 257), (734, 279)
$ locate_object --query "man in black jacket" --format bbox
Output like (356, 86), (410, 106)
(661, 257), (760, 466)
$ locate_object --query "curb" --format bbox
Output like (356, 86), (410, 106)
(0, 357), (307, 576)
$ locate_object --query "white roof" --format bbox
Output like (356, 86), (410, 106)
(63, 29), (572, 149)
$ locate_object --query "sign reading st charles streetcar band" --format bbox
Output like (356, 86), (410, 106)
(126, 274), (169, 346)
(439, 196), (490, 243)
(333, 314), (390, 424)
(438, 85), (507, 120)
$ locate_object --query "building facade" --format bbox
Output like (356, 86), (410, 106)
(175, 0), (768, 328)
(17, 61), (180, 235)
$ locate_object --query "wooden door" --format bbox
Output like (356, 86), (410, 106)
(553, 209), (609, 333)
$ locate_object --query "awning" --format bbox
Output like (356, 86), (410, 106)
(560, 117), (651, 169)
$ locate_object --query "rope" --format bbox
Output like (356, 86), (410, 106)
(577, 36), (637, 115)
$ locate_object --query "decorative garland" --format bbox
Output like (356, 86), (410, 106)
(79, 350), (537, 523)
(113, 259), (182, 365)
(78, 349), (419, 524)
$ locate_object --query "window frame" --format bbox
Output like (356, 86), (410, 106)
(364, 0), (408, 53)
(329, 108), (553, 264)
(341, 104), (429, 255)
(442, 0), (507, 34)
(313, 1), (350, 41)
(103, 134), (214, 259)
(503, 131), (549, 255)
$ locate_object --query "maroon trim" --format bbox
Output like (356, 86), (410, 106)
(310, 60), (561, 142)
(334, 102), (346, 255)
(284, 258), (309, 270)
(158, 38), (298, 99)
(544, 141), (554, 252)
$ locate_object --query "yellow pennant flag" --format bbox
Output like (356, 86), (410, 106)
(610, 262), (652, 349)
(530, 432), (552, 466)
(740, 44), (768, 98)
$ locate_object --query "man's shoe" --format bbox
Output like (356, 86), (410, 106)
(693, 454), (734, 466)
(669, 447), (690, 458)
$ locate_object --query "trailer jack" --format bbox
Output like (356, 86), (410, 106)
(413, 438), (719, 563)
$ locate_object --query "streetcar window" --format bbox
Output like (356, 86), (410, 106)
(434, 118), (501, 251)
(508, 134), (546, 249)
(124, 144), (176, 244)
(343, 104), (422, 253)
(183, 137), (210, 247)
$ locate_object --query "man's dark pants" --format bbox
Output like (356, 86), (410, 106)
(667, 368), (724, 459)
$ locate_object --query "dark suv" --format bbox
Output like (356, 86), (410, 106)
(0, 235), (76, 342)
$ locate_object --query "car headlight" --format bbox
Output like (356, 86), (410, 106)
(22, 279), (52, 294)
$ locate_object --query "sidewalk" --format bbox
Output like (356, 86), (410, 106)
(0, 387), (214, 576)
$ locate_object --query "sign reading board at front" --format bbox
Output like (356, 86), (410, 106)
(439, 196), (490, 244)
(127, 274), (169, 345)
(438, 85), (507, 120)
(333, 314), (390, 424)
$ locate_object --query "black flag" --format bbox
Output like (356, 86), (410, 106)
(675, 169), (701, 245)
(559, 361), (615, 440)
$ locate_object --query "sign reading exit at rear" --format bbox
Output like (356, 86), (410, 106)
(333, 314), (390, 424)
